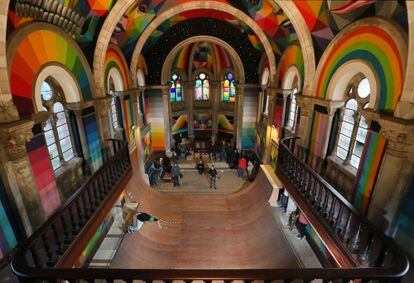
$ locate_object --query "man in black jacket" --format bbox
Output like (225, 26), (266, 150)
(209, 165), (218, 190)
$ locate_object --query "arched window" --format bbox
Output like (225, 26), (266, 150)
(336, 77), (371, 168)
(287, 87), (298, 129)
(108, 78), (119, 132)
(223, 73), (236, 102)
(170, 73), (183, 102)
(41, 79), (75, 170)
(195, 73), (209, 100)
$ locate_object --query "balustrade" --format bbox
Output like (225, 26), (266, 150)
(10, 137), (409, 282)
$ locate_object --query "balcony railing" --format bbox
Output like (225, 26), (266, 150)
(10, 137), (409, 282)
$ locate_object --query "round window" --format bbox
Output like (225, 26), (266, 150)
(357, 78), (370, 98)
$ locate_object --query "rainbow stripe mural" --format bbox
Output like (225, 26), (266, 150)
(172, 115), (188, 134)
(121, 97), (135, 142)
(8, 24), (94, 117)
(172, 43), (194, 72)
(211, 44), (233, 73)
(142, 132), (152, 163)
(353, 131), (386, 213)
(277, 43), (304, 88)
(83, 110), (103, 173)
(104, 46), (130, 92)
(307, 112), (330, 172)
(218, 115), (234, 134)
(316, 25), (405, 112)
(27, 134), (61, 217)
(0, 178), (20, 261)
(242, 90), (258, 149)
(147, 91), (165, 151)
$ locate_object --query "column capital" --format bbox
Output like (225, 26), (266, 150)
(0, 119), (34, 160)
(93, 96), (112, 109)
(295, 95), (314, 117)
(379, 118), (414, 159)
(0, 96), (20, 123)
(66, 101), (95, 112)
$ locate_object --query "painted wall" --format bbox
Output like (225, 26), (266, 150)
(307, 111), (330, 173)
(146, 90), (166, 151)
(83, 109), (103, 173)
(242, 89), (258, 149)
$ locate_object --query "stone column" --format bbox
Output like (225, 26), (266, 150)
(0, 120), (46, 233)
(161, 85), (171, 153)
(211, 80), (220, 143)
(0, 97), (19, 123)
(367, 118), (414, 234)
(263, 86), (277, 163)
(295, 95), (314, 159)
(130, 90), (145, 173)
(235, 84), (245, 150)
(185, 82), (194, 141)
(94, 96), (113, 148)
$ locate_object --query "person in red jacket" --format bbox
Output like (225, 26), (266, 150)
(237, 155), (247, 178)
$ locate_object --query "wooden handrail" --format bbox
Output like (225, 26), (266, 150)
(10, 137), (409, 282)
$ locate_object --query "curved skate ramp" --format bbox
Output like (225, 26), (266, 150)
(111, 167), (299, 269)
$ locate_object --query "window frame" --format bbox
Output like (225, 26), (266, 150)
(335, 76), (371, 169)
(195, 72), (210, 101)
(170, 73), (183, 102)
(222, 72), (236, 103)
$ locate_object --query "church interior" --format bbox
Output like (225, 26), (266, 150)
(0, 0), (413, 282)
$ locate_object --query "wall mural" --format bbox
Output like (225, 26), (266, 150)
(27, 134), (61, 217)
(83, 109), (103, 173)
(242, 90), (258, 149)
(0, 177), (21, 261)
(255, 133), (265, 160)
(171, 114), (188, 135)
(172, 43), (194, 72)
(353, 131), (386, 213)
(276, 43), (304, 88)
(218, 115), (234, 134)
(147, 90), (165, 151)
(142, 132), (152, 163)
(8, 24), (94, 117)
(104, 45), (130, 93)
(193, 114), (212, 131)
(121, 96), (135, 142)
(307, 111), (330, 173)
(315, 24), (405, 112)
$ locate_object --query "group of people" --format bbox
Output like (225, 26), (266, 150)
(146, 156), (182, 188)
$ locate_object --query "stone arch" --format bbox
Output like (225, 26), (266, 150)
(314, 17), (407, 112)
(282, 65), (302, 92)
(325, 60), (378, 109)
(107, 67), (125, 92)
(34, 64), (83, 112)
(161, 36), (244, 85)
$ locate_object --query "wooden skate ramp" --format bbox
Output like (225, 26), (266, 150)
(111, 162), (299, 269)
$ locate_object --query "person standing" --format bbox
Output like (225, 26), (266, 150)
(247, 160), (254, 180)
(238, 155), (247, 178)
(197, 160), (205, 175)
(209, 165), (218, 190)
(296, 211), (308, 240)
(171, 163), (181, 187)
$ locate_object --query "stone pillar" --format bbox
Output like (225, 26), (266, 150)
(130, 90), (145, 173)
(263, 86), (277, 163)
(161, 85), (171, 153)
(295, 95), (314, 156)
(0, 97), (19, 123)
(0, 120), (46, 233)
(67, 102), (93, 169)
(94, 96), (113, 148)
(185, 82), (194, 141)
(235, 84), (245, 150)
(367, 118), (414, 234)
(211, 80), (220, 143)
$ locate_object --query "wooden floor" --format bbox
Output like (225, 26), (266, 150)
(110, 153), (299, 269)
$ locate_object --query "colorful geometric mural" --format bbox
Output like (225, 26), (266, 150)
(218, 115), (234, 134)
(0, 177), (20, 260)
(172, 115), (188, 134)
(315, 24), (405, 112)
(255, 133), (265, 160)
(142, 132), (152, 163)
(307, 112), (330, 172)
(194, 114), (212, 131)
(121, 96), (135, 142)
(353, 131), (386, 213)
(242, 90), (258, 149)
(147, 91), (165, 151)
(276, 43), (304, 88)
(83, 110), (103, 172)
(8, 24), (94, 117)
(104, 45), (130, 92)
(27, 134), (61, 217)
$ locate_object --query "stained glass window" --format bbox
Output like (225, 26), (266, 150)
(195, 73), (209, 100)
(223, 73), (236, 102)
(170, 73), (183, 102)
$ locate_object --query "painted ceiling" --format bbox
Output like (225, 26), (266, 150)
(7, 0), (408, 73)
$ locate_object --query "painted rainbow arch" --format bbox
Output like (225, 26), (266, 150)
(8, 23), (95, 117)
(277, 42), (304, 88)
(316, 21), (406, 112)
(104, 45), (130, 92)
